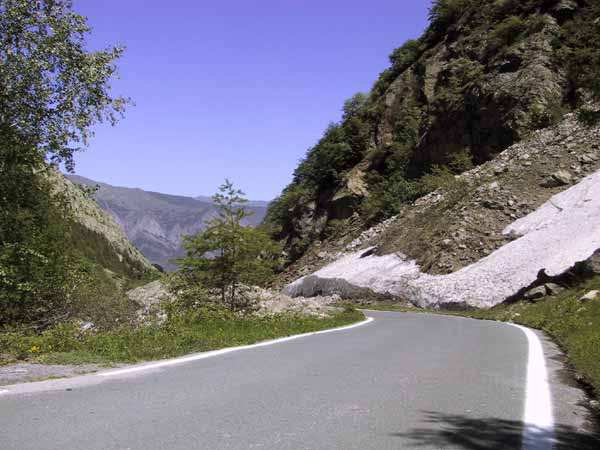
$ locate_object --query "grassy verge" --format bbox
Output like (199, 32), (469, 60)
(0, 309), (364, 366)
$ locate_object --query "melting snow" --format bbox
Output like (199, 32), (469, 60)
(284, 170), (600, 308)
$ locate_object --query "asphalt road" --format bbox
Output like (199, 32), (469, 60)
(1, 311), (597, 450)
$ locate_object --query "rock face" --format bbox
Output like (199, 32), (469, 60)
(67, 175), (268, 270)
(265, 1), (592, 265)
(284, 169), (600, 309)
(276, 112), (600, 289)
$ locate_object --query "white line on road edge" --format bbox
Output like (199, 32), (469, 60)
(509, 324), (555, 450)
(99, 316), (374, 378)
(0, 389), (8, 396)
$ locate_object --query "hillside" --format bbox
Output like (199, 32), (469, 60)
(264, 0), (599, 266)
(50, 171), (156, 279)
(283, 113), (600, 308)
(67, 175), (268, 270)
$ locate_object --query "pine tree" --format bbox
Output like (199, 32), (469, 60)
(176, 180), (280, 312)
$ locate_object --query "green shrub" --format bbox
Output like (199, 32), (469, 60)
(449, 148), (474, 173)
(428, 0), (472, 34)
(489, 15), (526, 48)
(558, 2), (600, 103)
(433, 58), (484, 114)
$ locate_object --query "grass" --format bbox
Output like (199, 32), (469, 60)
(0, 309), (364, 366)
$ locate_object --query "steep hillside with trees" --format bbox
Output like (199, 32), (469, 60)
(264, 0), (600, 264)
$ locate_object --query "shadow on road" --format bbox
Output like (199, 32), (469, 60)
(391, 411), (600, 450)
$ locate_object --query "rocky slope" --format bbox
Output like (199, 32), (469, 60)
(50, 170), (155, 278)
(283, 113), (600, 308)
(264, 0), (598, 265)
(67, 175), (268, 270)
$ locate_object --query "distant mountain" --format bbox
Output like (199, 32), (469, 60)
(51, 171), (156, 278)
(67, 175), (269, 271)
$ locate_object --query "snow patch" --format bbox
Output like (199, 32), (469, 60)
(284, 170), (600, 308)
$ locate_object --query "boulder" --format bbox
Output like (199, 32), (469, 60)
(542, 170), (572, 187)
(582, 249), (600, 277)
(579, 290), (599, 303)
(524, 285), (547, 301)
(127, 280), (171, 308)
(544, 283), (564, 296)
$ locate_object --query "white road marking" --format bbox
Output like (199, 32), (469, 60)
(99, 316), (374, 377)
(509, 324), (555, 450)
(0, 389), (8, 395)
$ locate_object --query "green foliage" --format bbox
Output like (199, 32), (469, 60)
(176, 180), (281, 312)
(293, 120), (367, 190)
(372, 40), (422, 97)
(433, 58), (484, 114)
(528, 97), (567, 130)
(0, 169), (74, 327)
(262, 184), (313, 237)
(360, 173), (421, 223)
(0, 309), (364, 365)
(448, 148), (474, 173)
(489, 15), (526, 50)
(389, 39), (421, 69)
(577, 108), (600, 126)
(65, 260), (140, 330)
(0, 0), (128, 171)
(558, 1), (600, 104)
(0, 0), (128, 327)
(428, 0), (472, 34)
(68, 222), (152, 281)
(361, 163), (461, 224)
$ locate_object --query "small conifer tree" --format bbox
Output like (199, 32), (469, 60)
(176, 180), (280, 312)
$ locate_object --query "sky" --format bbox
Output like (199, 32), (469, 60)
(70, 0), (430, 200)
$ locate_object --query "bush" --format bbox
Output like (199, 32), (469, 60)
(489, 15), (526, 49)
(558, 2), (600, 103)
(428, 0), (472, 34)
(433, 58), (484, 114)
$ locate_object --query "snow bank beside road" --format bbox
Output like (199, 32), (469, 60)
(284, 170), (600, 308)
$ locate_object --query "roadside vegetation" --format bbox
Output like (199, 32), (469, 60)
(0, 308), (363, 366)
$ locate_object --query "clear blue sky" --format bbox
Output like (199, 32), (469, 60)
(71, 0), (430, 200)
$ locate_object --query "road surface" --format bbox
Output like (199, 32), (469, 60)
(1, 311), (597, 450)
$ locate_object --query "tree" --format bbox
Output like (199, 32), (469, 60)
(0, 0), (128, 171)
(0, 0), (128, 326)
(175, 181), (281, 313)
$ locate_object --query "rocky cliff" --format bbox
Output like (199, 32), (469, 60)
(264, 0), (599, 265)
(283, 113), (600, 308)
(266, 0), (600, 308)
(67, 175), (268, 270)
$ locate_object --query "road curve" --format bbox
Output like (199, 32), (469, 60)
(0, 311), (597, 450)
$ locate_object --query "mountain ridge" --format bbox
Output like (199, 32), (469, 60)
(67, 175), (269, 270)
